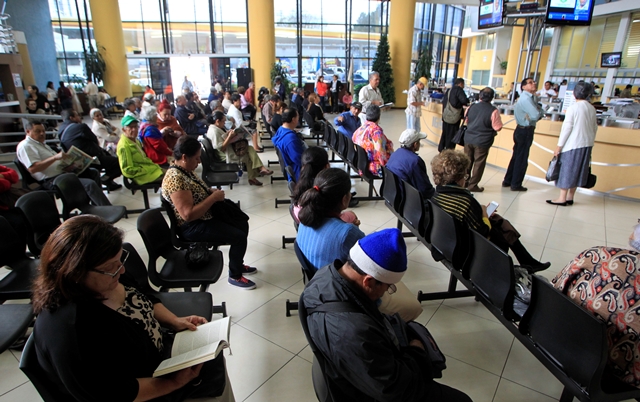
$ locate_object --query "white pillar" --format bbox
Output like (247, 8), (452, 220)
(543, 27), (561, 84)
(489, 27), (512, 89)
(601, 12), (631, 102)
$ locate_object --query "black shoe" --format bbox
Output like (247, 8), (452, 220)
(348, 198), (359, 208)
(523, 261), (551, 273)
(511, 186), (528, 192)
(546, 200), (567, 206)
(106, 181), (122, 191)
(501, 182), (510, 188)
(566, 200), (574, 205)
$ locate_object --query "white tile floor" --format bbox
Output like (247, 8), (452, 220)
(1, 110), (638, 401)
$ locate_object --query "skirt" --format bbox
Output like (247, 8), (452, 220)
(556, 146), (592, 189)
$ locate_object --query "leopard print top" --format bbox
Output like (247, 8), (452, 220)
(116, 286), (163, 352)
(162, 165), (213, 226)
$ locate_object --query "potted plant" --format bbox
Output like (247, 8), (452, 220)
(497, 57), (508, 75)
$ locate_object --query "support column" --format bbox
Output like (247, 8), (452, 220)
(505, 24), (524, 98)
(601, 12), (631, 102)
(247, 0), (275, 97)
(88, 0), (131, 100)
(388, 0), (416, 108)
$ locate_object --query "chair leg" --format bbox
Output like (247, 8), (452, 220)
(213, 301), (227, 317)
(285, 299), (299, 317)
(142, 189), (150, 209)
(282, 235), (295, 249)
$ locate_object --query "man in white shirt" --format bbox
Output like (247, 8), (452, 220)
(182, 76), (193, 94)
(358, 72), (384, 125)
(405, 77), (427, 132)
(536, 81), (557, 98)
(229, 94), (261, 152)
(17, 120), (111, 206)
(83, 79), (100, 109)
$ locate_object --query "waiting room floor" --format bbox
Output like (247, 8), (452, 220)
(1, 110), (638, 401)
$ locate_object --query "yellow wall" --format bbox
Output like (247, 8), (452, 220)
(389, 0), (417, 108)
(458, 38), (469, 79)
(247, 0), (275, 95)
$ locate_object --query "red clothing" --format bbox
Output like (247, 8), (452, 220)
(244, 87), (255, 105)
(139, 123), (172, 165)
(316, 81), (329, 97)
(157, 115), (184, 150)
(0, 165), (19, 210)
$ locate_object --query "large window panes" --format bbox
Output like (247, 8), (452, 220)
(413, 3), (464, 87)
(275, 0), (388, 89)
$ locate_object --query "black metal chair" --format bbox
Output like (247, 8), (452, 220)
(15, 191), (61, 257)
(0, 304), (34, 353)
(200, 136), (240, 172)
(401, 180), (428, 240)
(0, 216), (39, 300)
(467, 230), (518, 322)
(20, 334), (66, 402)
(302, 110), (324, 146)
(122, 242), (222, 319)
(354, 144), (383, 201)
(137, 208), (224, 293)
(13, 158), (53, 192)
(52, 173), (127, 222)
(285, 240), (318, 317)
(199, 145), (240, 189)
(518, 275), (640, 402)
(122, 176), (161, 214)
(273, 147), (293, 208)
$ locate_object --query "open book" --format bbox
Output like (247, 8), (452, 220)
(57, 146), (97, 176)
(153, 317), (231, 377)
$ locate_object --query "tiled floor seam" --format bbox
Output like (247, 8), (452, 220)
(233, 320), (303, 356)
(239, 354), (298, 402)
(0, 381), (29, 398)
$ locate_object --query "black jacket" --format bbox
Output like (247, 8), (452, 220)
(59, 121), (103, 157)
(302, 261), (435, 401)
(443, 86), (469, 110)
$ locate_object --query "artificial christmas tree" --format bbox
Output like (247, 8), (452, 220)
(371, 34), (395, 104)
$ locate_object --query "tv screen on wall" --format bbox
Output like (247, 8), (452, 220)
(545, 0), (594, 26)
(601, 52), (622, 68)
(478, 0), (504, 30)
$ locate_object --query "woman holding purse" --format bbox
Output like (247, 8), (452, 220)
(546, 82), (598, 206)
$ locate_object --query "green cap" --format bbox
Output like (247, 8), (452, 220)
(121, 115), (139, 127)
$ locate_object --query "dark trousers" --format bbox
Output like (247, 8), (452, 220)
(464, 144), (490, 189)
(96, 153), (121, 180)
(425, 381), (473, 402)
(241, 104), (256, 120)
(330, 91), (340, 113)
(503, 126), (534, 189)
(180, 218), (249, 279)
(439, 120), (461, 152)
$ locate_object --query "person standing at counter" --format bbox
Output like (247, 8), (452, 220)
(502, 78), (545, 192)
(546, 82), (597, 206)
(405, 77), (427, 132)
(439, 78), (469, 152)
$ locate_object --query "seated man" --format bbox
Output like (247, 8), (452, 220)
(272, 108), (306, 181)
(386, 129), (435, 200)
(227, 94), (262, 152)
(261, 94), (280, 125)
(333, 102), (362, 138)
(174, 95), (207, 136)
(302, 229), (472, 402)
(58, 110), (122, 190)
(352, 105), (393, 178)
(17, 120), (111, 206)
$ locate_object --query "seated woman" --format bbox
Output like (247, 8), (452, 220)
(296, 167), (422, 322)
(291, 146), (358, 223)
(162, 136), (258, 289)
(117, 115), (164, 185)
(31, 215), (233, 401)
(139, 106), (173, 167)
(206, 111), (272, 187)
(352, 105), (393, 178)
(431, 150), (550, 272)
(90, 108), (121, 156)
(157, 100), (185, 150)
(552, 223), (640, 388)
(306, 93), (326, 132)
(270, 101), (287, 133)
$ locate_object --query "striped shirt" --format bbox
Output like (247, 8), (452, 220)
(431, 185), (490, 237)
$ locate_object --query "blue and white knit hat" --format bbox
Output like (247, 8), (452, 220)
(349, 228), (407, 284)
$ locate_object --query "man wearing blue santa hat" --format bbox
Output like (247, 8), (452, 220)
(302, 228), (472, 401)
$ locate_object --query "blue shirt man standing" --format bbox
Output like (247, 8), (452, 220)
(502, 78), (545, 192)
(333, 102), (362, 138)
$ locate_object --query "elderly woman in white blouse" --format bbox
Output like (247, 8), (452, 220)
(90, 108), (121, 156)
(546, 82), (598, 206)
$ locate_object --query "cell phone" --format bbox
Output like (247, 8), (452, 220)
(486, 201), (499, 216)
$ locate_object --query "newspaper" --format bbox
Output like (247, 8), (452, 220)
(57, 146), (98, 176)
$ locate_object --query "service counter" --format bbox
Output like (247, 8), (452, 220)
(421, 102), (640, 200)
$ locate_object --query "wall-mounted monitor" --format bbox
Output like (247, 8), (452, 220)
(545, 0), (595, 26)
(601, 52), (622, 68)
(478, 0), (504, 30)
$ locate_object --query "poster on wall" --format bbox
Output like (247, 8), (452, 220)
(561, 82), (577, 113)
(12, 73), (21, 88)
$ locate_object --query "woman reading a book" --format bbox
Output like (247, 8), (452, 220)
(31, 215), (234, 402)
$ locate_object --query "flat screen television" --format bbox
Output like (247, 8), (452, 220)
(601, 52), (622, 68)
(545, 0), (595, 26)
(478, 0), (504, 30)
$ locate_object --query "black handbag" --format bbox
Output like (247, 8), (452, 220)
(583, 167), (597, 189)
(185, 243), (210, 265)
(452, 124), (466, 146)
(545, 155), (561, 182)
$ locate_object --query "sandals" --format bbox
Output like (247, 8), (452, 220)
(259, 169), (274, 176)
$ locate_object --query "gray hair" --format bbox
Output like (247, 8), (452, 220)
(123, 98), (136, 109)
(140, 106), (157, 122)
(368, 71), (380, 81)
(630, 223), (640, 252)
(573, 82), (593, 100)
(89, 108), (102, 119)
(23, 118), (43, 132)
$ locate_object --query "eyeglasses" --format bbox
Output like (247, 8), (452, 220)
(91, 249), (129, 278)
(387, 283), (397, 295)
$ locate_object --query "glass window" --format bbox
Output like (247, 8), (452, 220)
(140, 0), (162, 21)
(433, 5), (445, 33)
(321, 0), (346, 24)
(120, 0), (143, 22)
(275, 0), (297, 23)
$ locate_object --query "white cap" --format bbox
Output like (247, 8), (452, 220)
(399, 129), (426, 146)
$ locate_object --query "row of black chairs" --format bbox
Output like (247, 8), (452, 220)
(199, 136), (240, 189)
(324, 123), (383, 202)
(380, 166), (640, 402)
